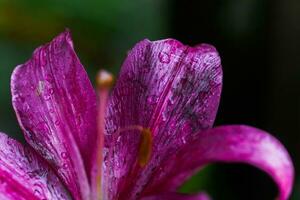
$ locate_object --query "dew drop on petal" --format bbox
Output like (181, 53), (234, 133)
(181, 136), (187, 144)
(61, 152), (68, 159)
(62, 163), (68, 169)
(161, 111), (167, 122)
(158, 51), (171, 64)
(147, 95), (158, 105)
(54, 120), (61, 126)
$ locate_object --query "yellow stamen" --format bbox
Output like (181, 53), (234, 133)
(114, 126), (153, 167)
(138, 128), (153, 167)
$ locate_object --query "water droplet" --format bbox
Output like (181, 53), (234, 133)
(61, 152), (68, 159)
(181, 137), (187, 144)
(34, 189), (41, 196)
(62, 163), (68, 169)
(13, 95), (25, 103)
(30, 85), (35, 91)
(117, 136), (122, 143)
(35, 122), (51, 135)
(203, 53), (216, 65)
(189, 56), (198, 65)
(168, 96), (175, 105)
(54, 120), (60, 126)
(161, 112), (167, 122)
(23, 103), (30, 113)
(43, 86), (54, 101)
(49, 88), (54, 95)
(147, 96), (158, 105)
(6, 138), (13, 146)
(158, 51), (171, 64)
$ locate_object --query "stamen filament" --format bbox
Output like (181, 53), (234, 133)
(91, 70), (152, 200)
(92, 70), (114, 200)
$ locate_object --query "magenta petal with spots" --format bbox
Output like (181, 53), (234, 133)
(141, 192), (211, 200)
(104, 39), (222, 199)
(0, 30), (295, 200)
(145, 125), (294, 200)
(0, 132), (71, 200)
(11, 31), (97, 200)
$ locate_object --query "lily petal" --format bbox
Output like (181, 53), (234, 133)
(141, 192), (211, 200)
(0, 132), (71, 200)
(105, 39), (222, 199)
(11, 30), (97, 200)
(145, 125), (294, 200)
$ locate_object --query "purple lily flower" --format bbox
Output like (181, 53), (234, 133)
(0, 30), (294, 200)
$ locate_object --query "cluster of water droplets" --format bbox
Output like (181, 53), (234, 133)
(0, 133), (71, 199)
(101, 38), (223, 199)
(10, 32), (101, 200)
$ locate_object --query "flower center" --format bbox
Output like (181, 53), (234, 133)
(94, 70), (153, 200)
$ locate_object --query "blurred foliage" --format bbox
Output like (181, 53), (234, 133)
(0, 0), (167, 69)
(0, 0), (167, 138)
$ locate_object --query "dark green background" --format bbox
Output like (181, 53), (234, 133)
(0, 0), (299, 199)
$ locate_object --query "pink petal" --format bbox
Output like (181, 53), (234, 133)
(141, 192), (211, 200)
(145, 125), (294, 200)
(104, 39), (222, 199)
(0, 132), (71, 200)
(11, 30), (97, 200)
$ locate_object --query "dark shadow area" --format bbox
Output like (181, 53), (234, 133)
(170, 0), (299, 198)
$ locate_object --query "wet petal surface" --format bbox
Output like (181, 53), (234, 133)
(11, 31), (97, 200)
(104, 39), (222, 199)
(0, 132), (71, 200)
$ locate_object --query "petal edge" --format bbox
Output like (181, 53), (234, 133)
(11, 30), (96, 200)
(0, 132), (71, 200)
